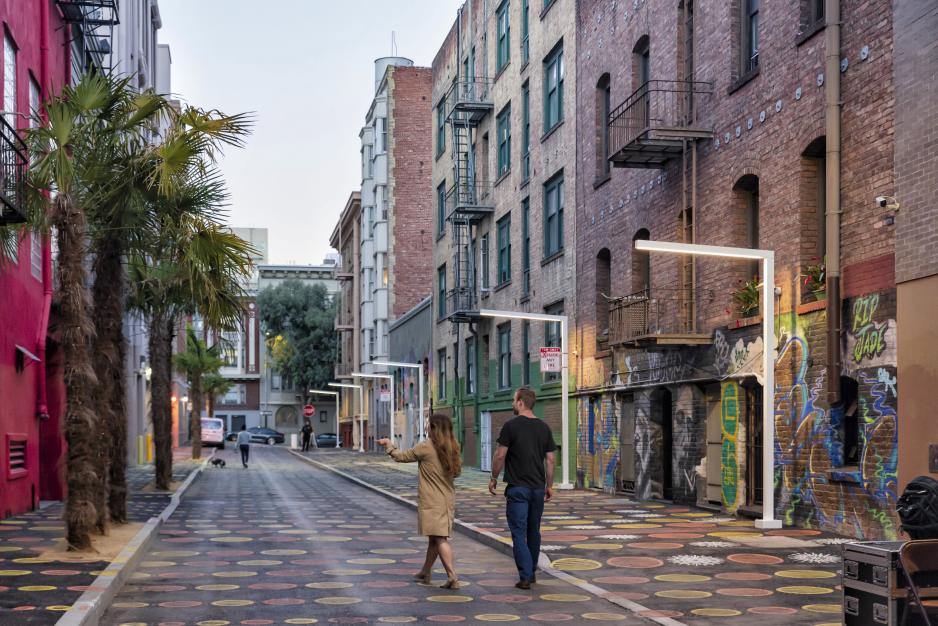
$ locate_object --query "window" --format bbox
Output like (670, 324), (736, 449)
(3, 33), (16, 128)
(498, 323), (512, 390)
(436, 99), (446, 156)
(480, 233), (490, 290)
(543, 42), (564, 132)
(521, 0), (530, 64)
(220, 330), (241, 368)
(632, 229), (650, 293)
(437, 348), (447, 401)
(742, 0), (759, 73)
(381, 185), (389, 220)
(368, 205), (375, 237)
(543, 172), (564, 257)
(838, 376), (860, 466)
(466, 337), (476, 394)
(633, 37), (651, 130)
(805, 0), (824, 27)
(521, 198), (531, 296)
(376, 117), (387, 153)
(497, 103), (511, 176)
(496, 0), (510, 72)
(543, 302), (563, 382)
(596, 74), (611, 178)
(437, 182), (447, 234)
(365, 145), (373, 178)
(7, 437), (27, 477)
(219, 384), (247, 406)
(497, 213), (511, 285)
(271, 370), (283, 391)
(522, 320), (531, 385)
(521, 82), (530, 180)
(596, 249), (611, 341)
(319, 410), (327, 424)
(29, 76), (39, 127)
(30, 232), (41, 280)
(437, 264), (447, 319)
(734, 174), (760, 278)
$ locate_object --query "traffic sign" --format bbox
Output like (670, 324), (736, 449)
(380, 390), (391, 402)
(539, 347), (561, 373)
(303, 404), (314, 418)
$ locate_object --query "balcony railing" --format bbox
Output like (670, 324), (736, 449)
(446, 180), (494, 220)
(0, 115), (28, 225)
(446, 287), (481, 322)
(446, 79), (494, 122)
(608, 79), (713, 169)
(608, 287), (712, 346)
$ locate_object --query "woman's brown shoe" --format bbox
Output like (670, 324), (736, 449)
(440, 578), (460, 589)
(414, 572), (431, 585)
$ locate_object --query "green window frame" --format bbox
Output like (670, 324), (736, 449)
(543, 172), (564, 257)
(497, 103), (511, 176)
(496, 0), (510, 72)
(543, 301), (563, 382)
(521, 198), (530, 296)
(437, 347), (447, 401)
(497, 213), (511, 286)
(521, 82), (530, 180)
(436, 99), (446, 157)
(480, 233), (490, 290)
(522, 320), (532, 385)
(498, 322), (512, 390)
(521, 0), (530, 64)
(437, 264), (447, 319)
(543, 42), (564, 132)
(437, 182), (446, 235)
(466, 337), (476, 394)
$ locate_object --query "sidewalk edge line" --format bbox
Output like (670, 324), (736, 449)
(288, 450), (688, 626)
(55, 451), (214, 626)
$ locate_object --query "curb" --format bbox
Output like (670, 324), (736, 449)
(288, 450), (687, 626)
(56, 451), (214, 626)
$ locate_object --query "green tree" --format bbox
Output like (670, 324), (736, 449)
(258, 281), (337, 393)
(203, 373), (232, 418)
(174, 327), (225, 459)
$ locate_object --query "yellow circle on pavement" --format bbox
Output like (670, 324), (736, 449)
(571, 543), (623, 550)
(315, 597), (361, 605)
(582, 613), (629, 621)
(261, 549), (306, 556)
(283, 620), (318, 625)
(212, 599), (254, 607)
(306, 582), (353, 589)
(0, 570), (31, 576)
(550, 558), (602, 571)
(777, 586), (833, 595)
(691, 608), (742, 617)
(212, 571), (257, 578)
(19, 586), (57, 592)
(237, 560), (282, 566)
(775, 570), (837, 579)
(427, 595), (473, 603)
(656, 574), (711, 582)
(540, 594), (591, 602)
(196, 584), (240, 591)
(655, 590), (712, 599)
(112, 601), (148, 608)
(475, 615), (520, 622)
(323, 569), (370, 576)
(803, 604), (841, 613)
(612, 523), (661, 529)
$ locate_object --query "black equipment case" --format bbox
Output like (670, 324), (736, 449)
(843, 541), (909, 626)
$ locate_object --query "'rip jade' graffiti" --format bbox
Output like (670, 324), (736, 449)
(850, 294), (888, 363)
(721, 382), (741, 512)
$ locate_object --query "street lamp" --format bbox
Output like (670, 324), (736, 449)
(478, 309), (574, 490)
(352, 372), (393, 450)
(328, 382), (364, 452)
(308, 390), (341, 448)
(372, 360), (425, 443)
(634, 239), (781, 530)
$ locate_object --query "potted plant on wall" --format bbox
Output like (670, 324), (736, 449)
(801, 258), (827, 303)
(732, 278), (761, 318)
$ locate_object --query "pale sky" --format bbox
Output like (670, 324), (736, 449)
(158, 0), (462, 265)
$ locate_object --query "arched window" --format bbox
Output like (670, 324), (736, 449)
(632, 229), (650, 294)
(733, 175), (760, 279)
(595, 248), (611, 341)
(596, 74), (611, 179)
(632, 36), (651, 131)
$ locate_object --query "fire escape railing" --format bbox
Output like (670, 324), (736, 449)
(0, 115), (28, 225)
(608, 287), (712, 344)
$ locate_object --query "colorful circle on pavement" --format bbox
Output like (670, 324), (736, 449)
(607, 556), (664, 568)
(655, 574), (710, 582)
(728, 553), (784, 565)
(540, 594), (591, 602)
(777, 586), (834, 595)
(691, 608), (742, 617)
(802, 604), (841, 613)
(314, 597), (361, 605)
(775, 569), (837, 579)
(747, 606), (798, 615)
(427, 595), (474, 603)
(305, 581), (353, 589)
(655, 589), (712, 599)
(474, 615), (520, 622)
(550, 558), (602, 571)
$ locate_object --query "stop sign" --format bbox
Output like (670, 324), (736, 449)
(303, 404), (314, 418)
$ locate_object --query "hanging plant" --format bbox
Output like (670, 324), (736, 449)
(732, 278), (761, 317)
(802, 259), (827, 296)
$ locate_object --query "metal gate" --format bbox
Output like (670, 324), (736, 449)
(480, 412), (492, 472)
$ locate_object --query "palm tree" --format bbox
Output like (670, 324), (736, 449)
(203, 373), (232, 418)
(174, 326), (225, 458)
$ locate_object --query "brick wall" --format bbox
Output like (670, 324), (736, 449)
(388, 66), (434, 320)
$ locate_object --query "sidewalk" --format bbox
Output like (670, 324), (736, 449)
(0, 449), (202, 622)
(303, 449), (847, 625)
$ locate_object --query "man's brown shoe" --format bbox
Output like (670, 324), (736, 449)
(515, 580), (531, 590)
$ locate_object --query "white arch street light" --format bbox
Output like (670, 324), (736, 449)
(634, 239), (782, 530)
(328, 382), (364, 452)
(308, 390), (341, 448)
(372, 360), (426, 444)
(352, 372), (394, 449)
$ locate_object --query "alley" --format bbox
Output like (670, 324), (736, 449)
(101, 447), (627, 625)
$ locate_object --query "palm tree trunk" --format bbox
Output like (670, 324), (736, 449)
(149, 312), (173, 491)
(190, 376), (203, 459)
(92, 232), (127, 525)
(55, 194), (99, 550)
(208, 394), (215, 417)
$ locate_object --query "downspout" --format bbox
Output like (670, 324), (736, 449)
(36, 0), (52, 420)
(470, 322), (480, 465)
(824, 0), (842, 405)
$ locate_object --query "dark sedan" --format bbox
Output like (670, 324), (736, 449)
(315, 432), (338, 448)
(225, 427), (285, 445)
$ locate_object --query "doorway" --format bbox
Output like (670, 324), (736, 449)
(618, 394), (636, 494)
(651, 388), (674, 500)
(480, 412), (492, 472)
(230, 414), (246, 433)
(705, 385), (723, 505)
(743, 380), (763, 507)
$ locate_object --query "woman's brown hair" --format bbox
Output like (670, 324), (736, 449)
(428, 413), (462, 479)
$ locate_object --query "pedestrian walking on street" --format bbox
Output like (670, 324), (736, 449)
(377, 413), (462, 589)
(301, 421), (313, 451)
(488, 387), (556, 590)
(236, 425), (251, 468)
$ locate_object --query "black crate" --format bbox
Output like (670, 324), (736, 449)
(843, 541), (911, 626)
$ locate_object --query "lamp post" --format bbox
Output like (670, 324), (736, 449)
(308, 390), (341, 448)
(477, 309), (574, 490)
(634, 239), (781, 530)
(372, 360), (425, 443)
(329, 382), (364, 452)
(352, 373), (393, 450)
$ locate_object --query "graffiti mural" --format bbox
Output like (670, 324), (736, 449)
(576, 398), (621, 492)
(714, 330), (764, 381)
(845, 292), (897, 370)
(721, 382), (742, 513)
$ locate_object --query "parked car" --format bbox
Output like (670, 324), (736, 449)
(315, 432), (338, 448)
(201, 417), (225, 449)
(225, 427), (285, 445)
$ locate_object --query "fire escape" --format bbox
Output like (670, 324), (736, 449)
(56, 0), (120, 74)
(445, 78), (494, 323)
(0, 115), (28, 225)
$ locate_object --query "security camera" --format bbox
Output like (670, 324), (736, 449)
(876, 196), (888, 208)
(876, 195), (900, 210)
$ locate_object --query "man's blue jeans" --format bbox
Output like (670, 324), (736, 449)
(505, 485), (545, 582)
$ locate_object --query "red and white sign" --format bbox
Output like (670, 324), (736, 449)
(379, 390), (391, 402)
(303, 404), (315, 418)
(539, 347), (562, 373)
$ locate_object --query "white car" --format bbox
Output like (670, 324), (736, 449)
(201, 417), (226, 449)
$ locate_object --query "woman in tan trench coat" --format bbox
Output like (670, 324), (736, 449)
(377, 413), (462, 588)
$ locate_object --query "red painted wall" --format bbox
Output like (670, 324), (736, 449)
(0, 0), (70, 518)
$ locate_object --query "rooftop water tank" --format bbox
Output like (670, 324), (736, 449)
(374, 56), (414, 93)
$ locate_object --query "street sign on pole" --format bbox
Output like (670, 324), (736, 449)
(379, 390), (391, 402)
(303, 404), (314, 418)
(539, 347), (561, 373)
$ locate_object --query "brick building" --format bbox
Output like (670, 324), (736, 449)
(575, 0), (907, 539)
(335, 58), (432, 450)
(430, 0), (578, 474)
(331, 192), (361, 447)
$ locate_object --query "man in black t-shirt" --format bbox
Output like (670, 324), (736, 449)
(488, 387), (556, 589)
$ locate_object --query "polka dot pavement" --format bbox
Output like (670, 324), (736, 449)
(102, 446), (631, 625)
(306, 450), (850, 625)
(0, 455), (200, 622)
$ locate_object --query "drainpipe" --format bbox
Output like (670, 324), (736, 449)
(824, 0), (842, 405)
(35, 0), (52, 420)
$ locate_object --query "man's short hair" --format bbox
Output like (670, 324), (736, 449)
(516, 387), (537, 409)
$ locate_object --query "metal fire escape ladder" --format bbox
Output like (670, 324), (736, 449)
(450, 110), (476, 322)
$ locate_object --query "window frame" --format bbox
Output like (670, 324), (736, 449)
(522, 320), (531, 385)
(436, 99), (446, 157)
(543, 301), (563, 382)
(496, 103), (512, 177)
(496, 0), (511, 72)
(521, 81), (531, 180)
(497, 322), (512, 390)
(437, 264), (447, 320)
(437, 348), (447, 401)
(543, 42), (564, 133)
(521, 0), (530, 64)
(437, 181), (447, 235)
(543, 172), (564, 258)
(496, 213), (511, 286)
(465, 336), (476, 394)
(521, 197), (531, 296)
(480, 233), (491, 290)
(742, 0), (760, 74)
